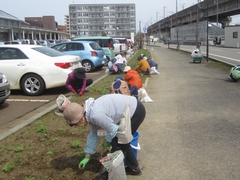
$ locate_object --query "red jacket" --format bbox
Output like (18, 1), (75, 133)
(124, 70), (143, 89)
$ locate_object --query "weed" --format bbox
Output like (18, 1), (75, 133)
(2, 163), (14, 172)
(71, 140), (81, 148)
(58, 128), (66, 132)
(46, 151), (53, 156)
(50, 137), (58, 142)
(14, 156), (21, 163)
(37, 125), (47, 133)
(76, 151), (85, 159)
(13, 146), (24, 152)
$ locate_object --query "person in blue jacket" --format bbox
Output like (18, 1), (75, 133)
(144, 56), (158, 70)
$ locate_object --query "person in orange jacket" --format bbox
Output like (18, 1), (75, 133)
(135, 55), (151, 75)
(124, 66), (143, 99)
(124, 66), (143, 89)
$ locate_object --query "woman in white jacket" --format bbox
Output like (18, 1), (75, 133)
(63, 94), (146, 179)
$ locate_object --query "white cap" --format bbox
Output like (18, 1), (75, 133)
(123, 66), (131, 72)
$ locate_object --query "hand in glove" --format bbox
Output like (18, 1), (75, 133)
(78, 157), (90, 169)
(79, 91), (84, 96)
(102, 140), (111, 148)
(71, 89), (76, 94)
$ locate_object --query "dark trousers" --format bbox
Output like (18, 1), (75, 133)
(111, 100), (146, 169)
(73, 79), (93, 93)
(129, 86), (138, 98)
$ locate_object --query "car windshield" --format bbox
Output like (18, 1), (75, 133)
(89, 42), (102, 50)
(32, 46), (67, 57)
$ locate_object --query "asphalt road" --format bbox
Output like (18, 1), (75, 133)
(130, 46), (240, 180)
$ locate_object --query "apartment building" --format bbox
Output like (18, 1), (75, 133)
(68, 3), (136, 38)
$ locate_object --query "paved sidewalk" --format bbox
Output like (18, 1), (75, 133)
(130, 46), (240, 180)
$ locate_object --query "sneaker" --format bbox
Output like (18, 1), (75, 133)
(125, 166), (142, 176)
(93, 170), (108, 180)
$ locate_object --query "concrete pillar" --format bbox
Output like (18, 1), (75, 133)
(22, 30), (25, 40)
(11, 29), (14, 40)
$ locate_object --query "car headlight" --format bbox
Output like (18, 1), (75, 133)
(2, 74), (8, 83)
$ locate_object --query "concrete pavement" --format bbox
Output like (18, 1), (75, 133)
(131, 45), (240, 180)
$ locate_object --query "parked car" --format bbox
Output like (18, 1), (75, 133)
(0, 42), (4, 45)
(0, 45), (82, 96)
(113, 38), (128, 55)
(0, 72), (11, 105)
(47, 39), (56, 46)
(51, 41), (106, 72)
(38, 40), (50, 47)
(25, 39), (41, 45)
(56, 39), (71, 44)
(4, 40), (28, 45)
(72, 36), (115, 64)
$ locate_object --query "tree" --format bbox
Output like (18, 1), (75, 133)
(102, 32), (107, 36)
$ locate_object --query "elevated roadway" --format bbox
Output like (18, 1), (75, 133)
(148, 0), (240, 36)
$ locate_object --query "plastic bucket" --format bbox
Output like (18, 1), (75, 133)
(130, 131), (140, 158)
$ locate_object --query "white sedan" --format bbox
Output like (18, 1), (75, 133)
(0, 45), (82, 96)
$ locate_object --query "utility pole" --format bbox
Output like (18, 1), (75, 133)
(196, 0), (201, 49)
(139, 21), (142, 49)
(214, 0), (219, 40)
(206, 0), (209, 62)
(163, 6), (165, 19)
(176, 0), (179, 50)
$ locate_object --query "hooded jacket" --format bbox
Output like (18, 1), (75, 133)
(124, 69), (143, 89)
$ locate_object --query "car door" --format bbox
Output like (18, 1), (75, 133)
(0, 47), (31, 88)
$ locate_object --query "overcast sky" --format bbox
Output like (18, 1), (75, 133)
(1, 0), (240, 31)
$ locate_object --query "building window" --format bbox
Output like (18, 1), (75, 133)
(233, 32), (238, 38)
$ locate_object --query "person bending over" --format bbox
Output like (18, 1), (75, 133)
(63, 94), (146, 179)
(65, 67), (93, 96)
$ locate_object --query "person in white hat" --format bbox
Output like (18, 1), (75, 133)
(123, 66), (143, 99)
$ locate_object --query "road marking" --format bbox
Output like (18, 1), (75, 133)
(6, 99), (49, 102)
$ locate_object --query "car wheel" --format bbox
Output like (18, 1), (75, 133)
(20, 74), (45, 96)
(82, 60), (94, 72)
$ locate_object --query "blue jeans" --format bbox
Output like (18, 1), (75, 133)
(129, 86), (138, 98)
(115, 63), (123, 73)
(110, 100), (146, 169)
